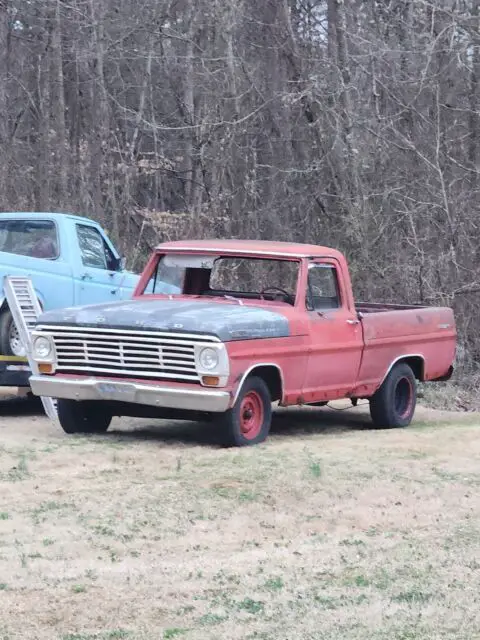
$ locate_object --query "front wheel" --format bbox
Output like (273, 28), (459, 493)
(0, 309), (26, 357)
(369, 363), (417, 428)
(57, 399), (112, 434)
(221, 376), (272, 447)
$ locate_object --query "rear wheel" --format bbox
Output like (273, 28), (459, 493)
(369, 363), (417, 428)
(57, 399), (112, 434)
(0, 309), (26, 357)
(221, 376), (272, 447)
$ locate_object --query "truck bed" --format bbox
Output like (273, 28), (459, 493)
(356, 302), (426, 314)
(356, 304), (456, 385)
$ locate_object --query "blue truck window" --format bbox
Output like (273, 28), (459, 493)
(144, 256), (184, 294)
(76, 224), (116, 271)
(0, 219), (59, 259)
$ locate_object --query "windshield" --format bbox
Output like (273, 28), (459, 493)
(144, 254), (300, 304)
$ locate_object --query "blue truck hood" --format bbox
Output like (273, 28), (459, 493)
(37, 298), (290, 342)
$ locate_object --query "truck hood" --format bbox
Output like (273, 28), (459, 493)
(37, 298), (291, 342)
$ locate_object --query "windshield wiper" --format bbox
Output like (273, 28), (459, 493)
(223, 294), (244, 306)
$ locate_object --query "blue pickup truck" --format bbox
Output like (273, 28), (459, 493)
(0, 212), (140, 357)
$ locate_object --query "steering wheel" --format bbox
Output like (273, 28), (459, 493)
(260, 286), (291, 301)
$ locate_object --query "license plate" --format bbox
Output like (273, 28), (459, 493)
(96, 382), (133, 400)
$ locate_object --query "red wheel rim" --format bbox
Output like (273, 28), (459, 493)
(240, 391), (264, 440)
(395, 377), (414, 419)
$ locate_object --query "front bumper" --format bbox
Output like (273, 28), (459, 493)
(0, 357), (31, 388)
(30, 376), (231, 413)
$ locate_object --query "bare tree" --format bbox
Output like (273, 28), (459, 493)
(0, 0), (9, 210)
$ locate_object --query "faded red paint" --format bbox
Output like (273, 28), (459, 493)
(112, 239), (456, 407)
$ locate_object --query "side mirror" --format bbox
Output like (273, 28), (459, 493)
(110, 256), (127, 272)
(111, 255), (126, 272)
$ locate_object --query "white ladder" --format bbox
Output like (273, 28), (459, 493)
(3, 276), (58, 421)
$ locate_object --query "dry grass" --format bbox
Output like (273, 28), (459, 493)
(0, 399), (479, 640)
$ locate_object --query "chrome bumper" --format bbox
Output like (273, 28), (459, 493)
(30, 376), (231, 413)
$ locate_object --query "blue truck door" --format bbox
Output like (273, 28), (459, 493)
(74, 223), (124, 306)
(0, 216), (74, 311)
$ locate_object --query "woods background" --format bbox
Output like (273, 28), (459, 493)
(0, 0), (479, 402)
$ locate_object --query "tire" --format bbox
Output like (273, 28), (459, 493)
(221, 376), (272, 447)
(57, 399), (112, 435)
(369, 363), (417, 428)
(0, 309), (25, 357)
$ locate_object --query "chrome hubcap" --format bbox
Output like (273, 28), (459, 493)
(9, 321), (26, 357)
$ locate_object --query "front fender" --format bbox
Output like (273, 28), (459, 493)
(0, 290), (44, 313)
(33, 289), (45, 309)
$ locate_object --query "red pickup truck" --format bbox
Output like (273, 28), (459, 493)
(29, 240), (456, 446)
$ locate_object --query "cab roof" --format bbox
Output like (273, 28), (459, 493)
(157, 239), (343, 260)
(0, 211), (100, 225)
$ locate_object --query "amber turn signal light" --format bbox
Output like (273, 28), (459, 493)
(38, 363), (54, 374)
(202, 376), (219, 386)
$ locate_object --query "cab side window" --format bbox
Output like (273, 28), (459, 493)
(0, 220), (59, 260)
(307, 264), (340, 310)
(76, 224), (117, 271)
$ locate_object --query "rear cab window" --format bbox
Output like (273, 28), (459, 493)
(0, 219), (59, 260)
(76, 224), (117, 271)
(210, 257), (298, 302)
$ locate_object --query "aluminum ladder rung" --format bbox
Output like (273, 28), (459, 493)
(3, 276), (57, 421)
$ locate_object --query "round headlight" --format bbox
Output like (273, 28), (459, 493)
(198, 347), (219, 371)
(34, 336), (52, 360)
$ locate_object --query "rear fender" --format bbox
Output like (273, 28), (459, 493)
(430, 365), (454, 382)
(119, 271), (141, 298)
(380, 354), (425, 385)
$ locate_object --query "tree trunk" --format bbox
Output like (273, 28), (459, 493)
(470, 0), (480, 189)
(0, 0), (9, 209)
(88, 0), (110, 227)
(51, 0), (68, 207)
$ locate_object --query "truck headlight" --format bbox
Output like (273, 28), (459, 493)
(194, 343), (229, 386)
(33, 335), (53, 361)
(198, 347), (219, 371)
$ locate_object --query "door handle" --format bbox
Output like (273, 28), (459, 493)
(346, 318), (360, 325)
(81, 273), (92, 281)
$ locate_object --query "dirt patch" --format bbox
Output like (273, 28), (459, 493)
(0, 399), (479, 639)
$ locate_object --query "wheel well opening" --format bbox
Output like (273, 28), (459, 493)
(401, 357), (424, 381)
(248, 366), (283, 402)
(1, 298), (43, 316)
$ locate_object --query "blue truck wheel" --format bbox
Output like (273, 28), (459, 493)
(0, 310), (26, 357)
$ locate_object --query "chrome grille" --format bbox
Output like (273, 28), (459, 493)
(37, 325), (220, 382)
